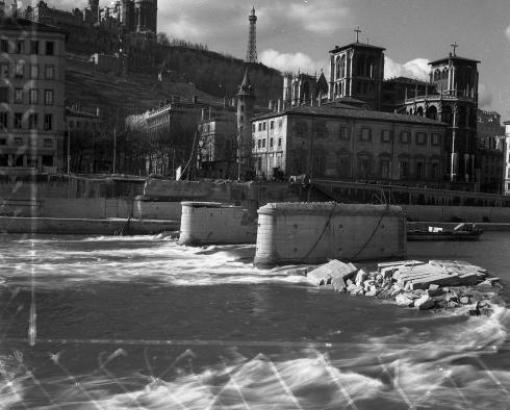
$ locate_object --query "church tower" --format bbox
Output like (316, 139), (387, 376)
(236, 68), (255, 179)
(329, 28), (385, 109)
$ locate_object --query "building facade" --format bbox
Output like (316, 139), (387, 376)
(197, 114), (237, 179)
(503, 122), (510, 196)
(0, 17), (66, 174)
(252, 105), (447, 183)
(477, 110), (505, 193)
(400, 54), (480, 185)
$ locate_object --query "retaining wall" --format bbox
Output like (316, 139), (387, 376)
(404, 205), (510, 223)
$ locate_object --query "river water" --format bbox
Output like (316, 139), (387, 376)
(0, 232), (509, 409)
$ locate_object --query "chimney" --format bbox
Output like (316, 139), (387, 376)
(268, 100), (274, 110)
(277, 99), (282, 112)
(192, 96), (198, 104)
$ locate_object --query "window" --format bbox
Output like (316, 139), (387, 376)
(257, 139), (261, 148)
(431, 133), (440, 146)
(399, 160), (409, 179)
(270, 121), (274, 130)
(416, 132), (427, 145)
(400, 131), (410, 144)
(16, 40), (24, 54)
(14, 88), (23, 104)
(42, 155), (53, 166)
(43, 138), (53, 147)
(0, 63), (9, 78)
(30, 40), (39, 55)
(252, 124), (255, 132)
(263, 122), (266, 131)
(258, 123), (261, 131)
(0, 39), (8, 53)
(416, 161), (424, 179)
(278, 119), (282, 128)
(339, 127), (349, 140)
(14, 155), (24, 167)
(270, 138), (273, 147)
(29, 89), (38, 104)
(381, 129), (391, 143)
(0, 138), (6, 145)
(30, 64), (39, 79)
(28, 113), (38, 129)
(431, 163), (439, 179)
(45, 65), (55, 80)
(27, 157), (38, 167)
(0, 154), (7, 166)
(262, 139), (266, 148)
(43, 114), (52, 131)
(380, 158), (390, 179)
(45, 41), (54, 55)
(360, 127), (371, 142)
(0, 112), (7, 128)
(14, 113), (22, 128)
(278, 138), (282, 147)
(14, 137), (23, 146)
(14, 61), (25, 78)
(0, 87), (8, 103)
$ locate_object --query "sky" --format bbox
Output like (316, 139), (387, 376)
(49, 0), (510, 119)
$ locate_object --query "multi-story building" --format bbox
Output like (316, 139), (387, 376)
(477, 110), (505, 193)
(503, 122), (510, 196)
(65, 105), (102, 173)
(251, 104), (447, 183)
(197, 114), (237, 179)
(126, 96), (236, 175)
(0, 17), (66, 174)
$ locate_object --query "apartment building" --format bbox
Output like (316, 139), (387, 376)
(0, 17), (66, 174)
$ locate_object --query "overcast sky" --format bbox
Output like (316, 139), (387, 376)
(50, 0), (510, 120)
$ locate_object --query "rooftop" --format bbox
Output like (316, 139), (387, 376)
(252, 104), (447, 126)
(330, 42), (386, 54)
(429, 55), (480, 65)
(0, 17), (65, 34)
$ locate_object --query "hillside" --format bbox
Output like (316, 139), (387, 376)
(154, 45), (283, 105)
(65, 54), (218, 122)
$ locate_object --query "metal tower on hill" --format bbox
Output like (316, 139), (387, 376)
(246, 7), (258, 63)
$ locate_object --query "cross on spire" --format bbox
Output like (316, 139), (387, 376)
(354, 26), (362, 43)
(450, 42), (458, 56)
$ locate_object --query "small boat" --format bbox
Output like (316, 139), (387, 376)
(407, 223), (483, 241)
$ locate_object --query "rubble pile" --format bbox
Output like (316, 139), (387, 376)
(306, 259), (503, 315)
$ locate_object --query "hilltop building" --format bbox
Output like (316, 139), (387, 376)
(0, 17), (66, 174)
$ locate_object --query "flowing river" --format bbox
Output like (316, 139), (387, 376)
(0, 232), (509, 409)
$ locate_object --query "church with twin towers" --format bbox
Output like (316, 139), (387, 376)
(247, 9), (480, 186)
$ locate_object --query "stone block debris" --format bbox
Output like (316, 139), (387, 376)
(306, 259), (358, 287)
(306, 258), (502, 314)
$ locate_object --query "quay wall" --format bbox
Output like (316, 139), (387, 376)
(403, 205), (510, 223)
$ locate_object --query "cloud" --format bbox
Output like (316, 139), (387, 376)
(260, 49), (327, 74)
(385, 56), (430, 81)
(283, 1), (351, 35)
(505, 25), (510, 42)
(478, 83), (493, 108)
